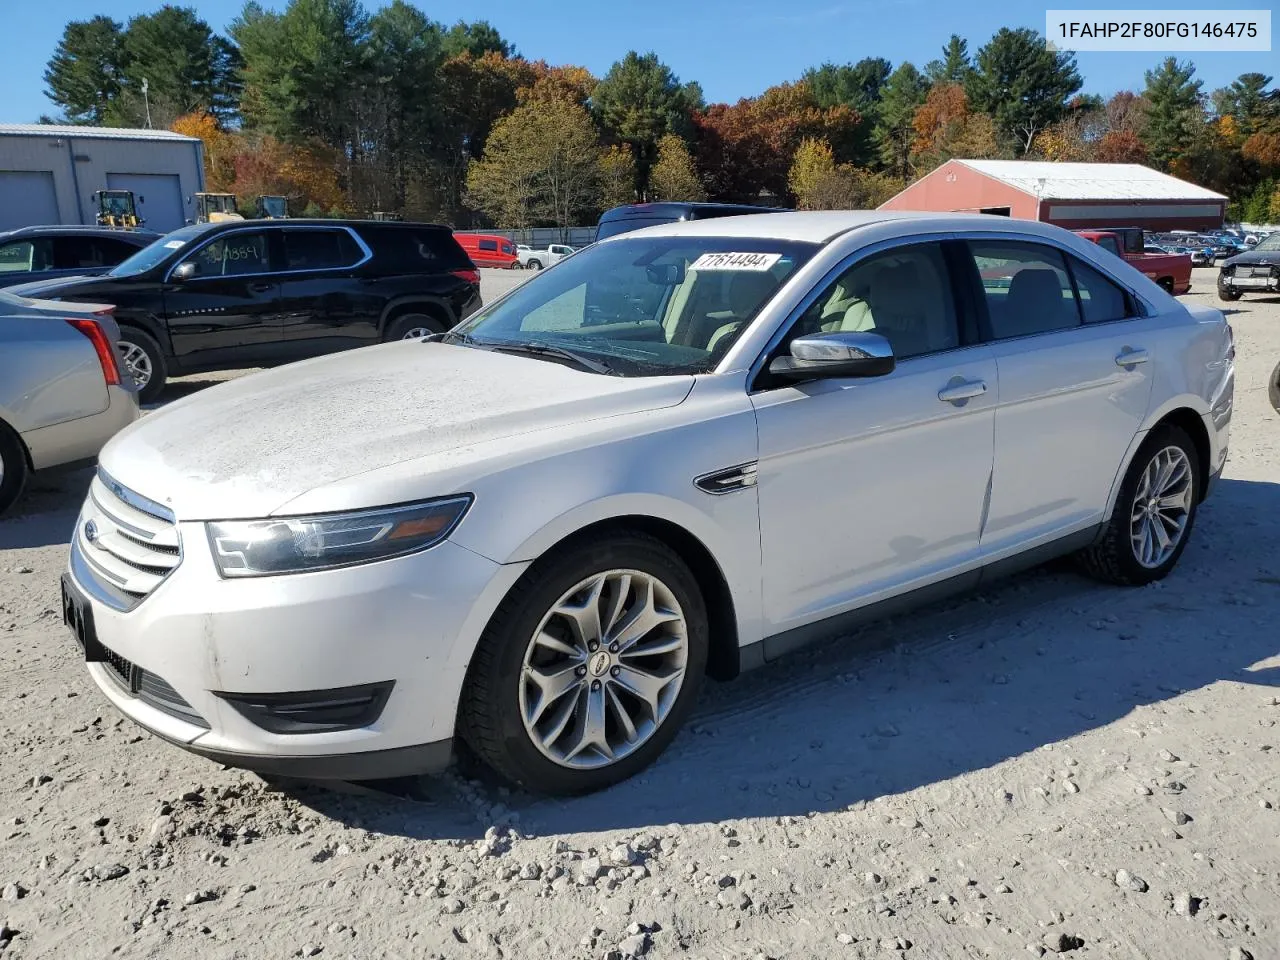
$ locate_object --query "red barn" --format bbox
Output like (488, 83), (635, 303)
(879, 159), (1227, 232)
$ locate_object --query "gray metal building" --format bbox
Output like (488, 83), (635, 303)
(0, 124), (205, 233)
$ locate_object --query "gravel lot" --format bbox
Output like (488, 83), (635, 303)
(1, 267), (1278, 960)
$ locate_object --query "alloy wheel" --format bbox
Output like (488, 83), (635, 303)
(1129, 445), (1194, 568)
(400, 327), (435, 340)
(519, 569), (689, 769)
(118, 341), (152, 389)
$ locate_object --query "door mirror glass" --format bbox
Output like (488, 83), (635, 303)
(171, 261), (196, 282)
(769, 331), (895, 382)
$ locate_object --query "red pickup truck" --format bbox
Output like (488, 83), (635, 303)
(1074, 230), (1192, 295)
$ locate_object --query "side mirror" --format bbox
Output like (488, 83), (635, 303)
(171, 261), (196, 282)
(768, 331), (895, 383)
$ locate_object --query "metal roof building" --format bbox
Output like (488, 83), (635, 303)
(0, 124), (205, 232)
(879, 159), (1227, 231)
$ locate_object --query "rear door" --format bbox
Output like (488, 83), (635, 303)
(274, 226), (376, 355)
(962, 239), (1155, 552)
(163, 229), (283, 368)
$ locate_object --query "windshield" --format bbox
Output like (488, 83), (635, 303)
(1254, 233), (1280, 252)
(453, 236), (817, 376)
(108, 224), (208, 277)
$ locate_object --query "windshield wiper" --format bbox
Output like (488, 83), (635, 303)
(486, 341), (616, 375)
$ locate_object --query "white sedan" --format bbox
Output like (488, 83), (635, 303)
(63, 212), (1233, 795)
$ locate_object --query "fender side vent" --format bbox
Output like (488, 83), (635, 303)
(695, 462), (758, 495)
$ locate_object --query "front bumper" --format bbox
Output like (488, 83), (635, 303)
(1220, 270), (1279, 293)
(68, 519), (528, 780)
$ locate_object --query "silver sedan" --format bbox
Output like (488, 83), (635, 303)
(0, 291), (140, 515)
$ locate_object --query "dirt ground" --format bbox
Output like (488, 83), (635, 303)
(1, 268), (1277, 960)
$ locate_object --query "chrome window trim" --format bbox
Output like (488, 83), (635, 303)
(162, 225), (372, 283)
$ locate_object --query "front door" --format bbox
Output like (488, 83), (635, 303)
(164, 229), (282, 369)
(752, 240), (998, 634)
(961, 239), (1154, 551)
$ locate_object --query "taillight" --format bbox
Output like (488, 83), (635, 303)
(66, 317), (121, 386)
(451, 268), (480, 286)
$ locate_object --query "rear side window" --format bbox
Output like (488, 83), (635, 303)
(1070, 258), (1135, 324)
(95, 236), (144, 264)
(282, 229), (363, 270)
(363, 227), (471, 274)
(968, 241), (1079, 339)
(1095, 236), (1121, 258)
(478, 239), (498, 252)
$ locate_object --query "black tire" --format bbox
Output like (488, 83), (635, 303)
(117, 327), (168, 405)
(527, 259), (543, 271)
(1157, 277), (1174, 294)
(384, 312), (445, 341)
(0, 420), (29, 517)
(1269, 360), (1280, 414)
(458, 532), (709, 795)
(1217, 283), (1241, 302)
(1076, 424), (1201, 586)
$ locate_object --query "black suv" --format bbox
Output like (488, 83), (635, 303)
(11, 219), (481, 401)
(0, 225), (161, 288)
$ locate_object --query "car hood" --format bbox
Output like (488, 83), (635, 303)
(98, 341), (695, 520)
(1224, 250), (1278, 268)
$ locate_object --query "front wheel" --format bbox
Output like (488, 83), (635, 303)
(0, 421), (29, 517)
(459, 533), (708, 795)
(117, 328), (167, 404)
(1076, 424), (1200, 586)
(1217, 283), (1241, 302)
(384, 313), (445, 341)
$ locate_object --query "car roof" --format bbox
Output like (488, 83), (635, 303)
(0, 225), (161, 242)
(599, 201), (788, 221)
(603, 209), (1085, 244)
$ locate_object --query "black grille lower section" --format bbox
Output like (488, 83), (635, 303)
(98, 644), (210, 729)
(218, 682), (394, 734)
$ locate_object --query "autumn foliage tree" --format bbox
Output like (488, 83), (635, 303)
(649, 135), (706, 201)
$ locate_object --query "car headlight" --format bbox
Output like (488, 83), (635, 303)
(207, 495), (473, 578)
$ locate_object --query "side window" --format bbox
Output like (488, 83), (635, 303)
(1070, 257), (1135, 324)
(969, 241), (1079, 339)
(94, 237), (144, 265)
(789, 242), (960, 360)
(282, 230), (361, 270)
(53, 236), (106, 270)
(0, 239), (51, 273)
(1096, 236), (1121, 258)
(478, 239), (498, 252)
(183, 233), (271, 279)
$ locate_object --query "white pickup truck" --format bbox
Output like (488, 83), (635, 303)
(516, 243), (576, 270)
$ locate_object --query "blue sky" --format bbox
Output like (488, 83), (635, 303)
(6, 0), (1275, 123)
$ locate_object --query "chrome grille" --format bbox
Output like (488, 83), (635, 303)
(72, 470), (181, 611)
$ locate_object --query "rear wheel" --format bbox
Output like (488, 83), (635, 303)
(0, 421), (29, 517)
(459, 533), (708, 795)
(527, 259), (543, 271)
(1076, 424), (1200, 586)
(384, 313), (445, 341)
(117, 327), (167, 404)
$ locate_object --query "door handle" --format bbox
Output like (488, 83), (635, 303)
(937, 378), (988, 404)
(1115, 347), (1149, 367)
(247, 282), (274, 294)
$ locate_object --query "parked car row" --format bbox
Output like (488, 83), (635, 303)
(6, 219), (482, 403)
(49, 209), (1233, 796)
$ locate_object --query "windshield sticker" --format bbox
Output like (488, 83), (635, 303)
(690, 252), (782, 271)
(163, 240), (187, 249)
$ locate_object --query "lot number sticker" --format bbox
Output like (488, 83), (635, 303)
(691, 252), (782, 271)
